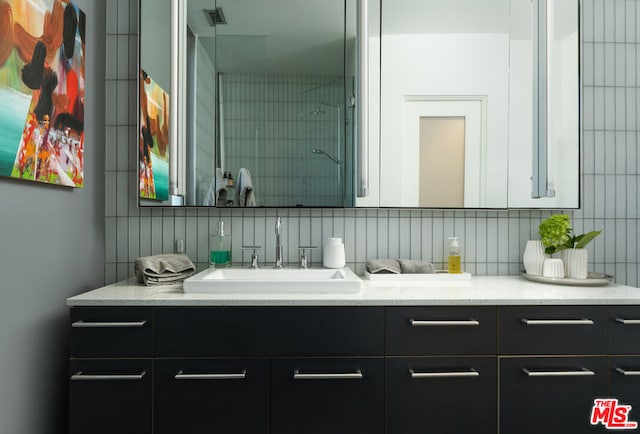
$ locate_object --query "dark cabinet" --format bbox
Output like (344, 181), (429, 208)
(610, 356), (640, 411)
(386, 306), (497, 355)
(154, 358), (270, 434)
(500, 357), (608, 434)
(70, 307), (153, 358)
(610, 306), (640, 354)
(69, 358), (152, 434)
(386, 357), (497, 434)
(69, 307), (153, 434)
(69, 303), (640, 434)
(155, 306), (384, 357)
(499, 306), (607, 355)
(271, 358), (385, 434)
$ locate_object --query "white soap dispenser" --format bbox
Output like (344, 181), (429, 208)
(323, 237), (345, 269)
(447, 237), (461, 274)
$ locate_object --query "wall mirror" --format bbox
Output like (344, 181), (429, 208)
(364, 0), (580, 208)
(139, 0), (579, 209)
(139, 0), (357, 207)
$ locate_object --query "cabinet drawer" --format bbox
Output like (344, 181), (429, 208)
(155, 358), (269, 434)
(499, 306), (607, 355)
(610, 307), (640, 354)
(70, 307), (153, 357)
(500, 356), (608, 434)
(69, 358), (152, 434)
(386, 357), (497, 434)
(385, 306), (497, 355)
(610, 356), (640, 409)
(271, 357), (384, 434)
(155, 307), (384, 357)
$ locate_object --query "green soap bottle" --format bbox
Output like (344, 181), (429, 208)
(210, 221), (232, 268)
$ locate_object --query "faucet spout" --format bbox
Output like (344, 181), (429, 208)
(275, 217), (284, 268)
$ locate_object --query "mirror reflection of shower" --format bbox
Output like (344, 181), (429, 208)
(311, 102), (342, 185)
(312, 148), (341, 165)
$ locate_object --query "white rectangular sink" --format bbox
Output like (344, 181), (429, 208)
(183, 267), (362, 293)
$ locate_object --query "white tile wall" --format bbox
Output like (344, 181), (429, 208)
(105, 0), (639, 287)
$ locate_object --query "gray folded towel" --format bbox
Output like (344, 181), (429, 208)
(135, 254), (196, 286)
(366, 258), (401, 274)
(398, 259), (436, 274)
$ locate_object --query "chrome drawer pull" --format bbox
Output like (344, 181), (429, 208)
(409, 319), (480, 326)
(522, 368), (595, 377)
(615, 368), (640, 376)
(72, 320), (147, 328)
(410, 368), (479, 379)
(293, 370), (363, 380)
(175, 370), (246, 380)
(71, 371), (146, 381)
(520, 318), (594, 325)
(615, 318), (640, 325)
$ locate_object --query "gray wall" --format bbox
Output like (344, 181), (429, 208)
(0, 0), (105, 432)
(107, 0), (639, 286)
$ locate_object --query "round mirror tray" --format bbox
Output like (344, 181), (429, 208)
(522, 272), (613, 287)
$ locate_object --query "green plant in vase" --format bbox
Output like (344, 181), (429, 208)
(538, 214), (602, 279)
(538, 214), (601, 255)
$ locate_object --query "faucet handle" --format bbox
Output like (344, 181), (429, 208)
(297, 246), (317, 269)
(241, 245), (262, 269)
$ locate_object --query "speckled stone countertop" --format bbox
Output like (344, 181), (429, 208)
(67, 275), (640, 306)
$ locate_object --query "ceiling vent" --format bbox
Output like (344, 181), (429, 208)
(205, 7), (226, 26)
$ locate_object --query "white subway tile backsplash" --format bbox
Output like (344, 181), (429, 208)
(605, 43), (616, 85)
(606, 175), (617, 219)
(105, 171), (117, 217)
(616, 0), (627, 42)
(117, 217), (128, 261)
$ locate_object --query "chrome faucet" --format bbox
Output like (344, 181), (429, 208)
(275, 217), (284, 268)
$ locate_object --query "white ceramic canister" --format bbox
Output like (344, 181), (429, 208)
(323, 237), (346, 269)
(542, 258), (565, 279)
(523, 240), (546, 276)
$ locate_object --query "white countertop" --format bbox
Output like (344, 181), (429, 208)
(66, 275), (640, 306)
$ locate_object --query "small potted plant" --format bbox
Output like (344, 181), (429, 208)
(538, 214), (601, 279)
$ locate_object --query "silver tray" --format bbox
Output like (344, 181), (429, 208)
(522, 272), (613, 287)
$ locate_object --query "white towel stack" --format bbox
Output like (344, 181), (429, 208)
(134, 254), (196, 286)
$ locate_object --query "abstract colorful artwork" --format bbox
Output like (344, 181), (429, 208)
(139, 68), (169, 201)
(0, 0), (85, 187)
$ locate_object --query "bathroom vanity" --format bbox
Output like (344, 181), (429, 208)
(67, 276), (640, 434)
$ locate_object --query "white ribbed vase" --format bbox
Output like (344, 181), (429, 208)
(523, 240), (546, 276)
(561, 248), (588, 279)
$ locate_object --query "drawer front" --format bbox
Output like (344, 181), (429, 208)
(499, 306), (607, 355)
(70, 307), (153, 357)
(610, 356), (640, 413)
(155, 358), (269, 434)
(69, 358), (152, 434)
(386, 306), (497, 355)
(386, 356), (497, 434)
(610, 306), (640, 354)
(500, 356), (608, 434)
(155, 306), (384, 357)
(271, 357), (384, 434)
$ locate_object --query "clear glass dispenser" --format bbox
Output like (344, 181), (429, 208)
(210, 221), (232, 268)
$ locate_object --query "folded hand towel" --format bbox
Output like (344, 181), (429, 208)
(236, 167), (256, 207)
(366, 258), (401, 274)
(398, 259), (436, 274)
(135, 254), (196, 286)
